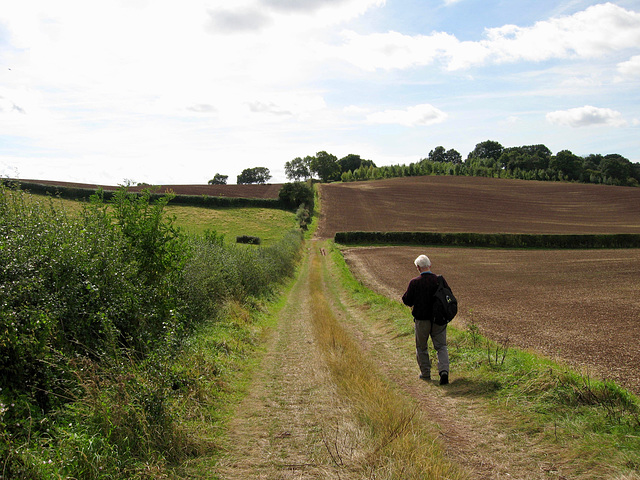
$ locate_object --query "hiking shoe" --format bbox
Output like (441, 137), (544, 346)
(419, 374), (431, 381)
(439, 372), (449, 385)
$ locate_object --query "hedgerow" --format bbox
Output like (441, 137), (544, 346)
(14, 180), (288, 209)
(0, 183), (303, 478)
(334, 231), (640, 249)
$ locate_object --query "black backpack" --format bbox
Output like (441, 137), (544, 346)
(432, 275), (457, 325)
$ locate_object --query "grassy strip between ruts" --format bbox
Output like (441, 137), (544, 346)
(310, 245), (467, 479)
(328, 242), (640, 479)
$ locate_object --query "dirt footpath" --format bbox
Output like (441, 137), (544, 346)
(214, 244), (591, 479)
(214, 246), (367, 479)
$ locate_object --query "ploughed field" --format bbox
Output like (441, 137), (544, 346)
(317, 176), (640, 238)
(19, 179), (284, 199)
(320, 176), (640, 394)
(343, 246), (640, 394)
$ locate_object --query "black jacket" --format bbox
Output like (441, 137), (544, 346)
(402, 272), (451, 321)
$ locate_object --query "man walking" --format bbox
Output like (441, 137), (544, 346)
(402, 254), (451, 385)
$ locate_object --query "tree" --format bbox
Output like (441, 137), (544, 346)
(338, 153), (362, 173)
(445, 149), (462, 164)
(583, 154), (604, 171)
(600, 154), (632, 183)
(237, 167), (272, 184)
(467, 140), (504, 162)
(284, 157), (312, 182)
(630, 161), (640, 183)
(549, 150), (583, 181)
(428, 146), (447, 163)
(278, 182), (314, 211)
(361, 159), (377, 169)
(208, 173), (228, 185)
(310, 151), (340, 182)
(427, 146), (462, 165)
(337, 154), (377, 174)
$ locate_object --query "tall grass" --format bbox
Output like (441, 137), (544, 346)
(0, 183), (303, 479)
(309, 250), (467, 479)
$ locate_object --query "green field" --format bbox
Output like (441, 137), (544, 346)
(31, 194), (297, 245)
(167, 205), (297, 244)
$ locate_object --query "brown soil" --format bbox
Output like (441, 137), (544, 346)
(18, 179), (283, 199)
(342, 246), (640, 396)
(317, 176), (640, 238)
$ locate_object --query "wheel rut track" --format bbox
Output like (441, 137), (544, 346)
(215, 243), (582, 479)
(214, 245), (368, 479)
(323, 250), (575, 480)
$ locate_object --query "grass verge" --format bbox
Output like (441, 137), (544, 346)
(328, 242), (640, 479)
(169, 290), (294, 478)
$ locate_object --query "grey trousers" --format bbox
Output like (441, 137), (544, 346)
(414, 319), (449, 376)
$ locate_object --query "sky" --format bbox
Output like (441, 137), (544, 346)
(1, 0), (639, 185)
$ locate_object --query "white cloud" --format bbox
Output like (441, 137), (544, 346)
(206, 8), (272, 34)
(343, 105), (371, 115)
(546, 105), (627, 128)
(206, 0), (385, 34)
(617, 55), (640, 78)
(1, 1), (639, 184)
(331, 3), (640, 71)
(265, 0), (384, 15)
(484, 3), (640, 64)
(0, 2), (332, 130)
(367, 104), (447, 126)
(330, 29), (464, 71)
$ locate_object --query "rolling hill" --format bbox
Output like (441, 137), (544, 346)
(317, 176), (640, 238)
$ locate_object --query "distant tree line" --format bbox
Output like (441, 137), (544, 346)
(208, 167), (272, 185)
(286, 141), (639, 187)
(284, 152), (376, 182)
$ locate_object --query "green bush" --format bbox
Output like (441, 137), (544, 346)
(0, 182), (304, 477)
(295, 204), (311, 230)
(236, 234), (261, 245)
(1, 188), (135, 412)
(278, 182), (314, 212)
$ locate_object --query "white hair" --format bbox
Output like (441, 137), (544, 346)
(414, 255), (431, 269)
